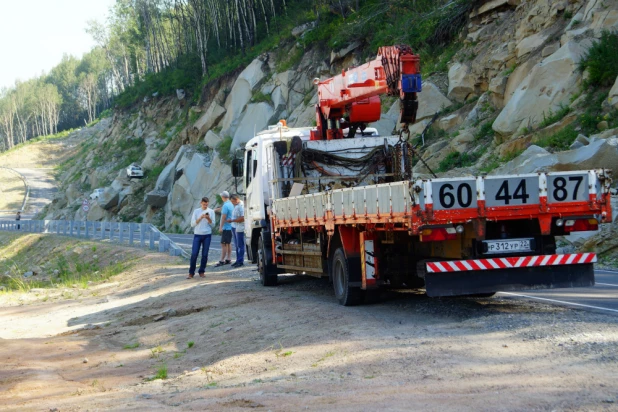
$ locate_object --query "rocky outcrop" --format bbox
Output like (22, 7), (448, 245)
(494, 136), (618, 175)
(232, 102), (275, 149)
(98, 188), (120, 210)
(193, 102), (226, 138)
(448, 63), (475, 102)
(493, 40), (590, 137)
(417, 82), (453, 121)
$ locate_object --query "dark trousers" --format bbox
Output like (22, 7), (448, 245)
(189, 234), (211, 275)
(235, 231), (245, 263)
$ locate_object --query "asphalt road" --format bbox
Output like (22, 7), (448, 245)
(163, 233), (618, 315)
(499, 269), (618, 315)
(164, 233), (236, 258)
(0, 168), (56, 219)
(1, 167), (615, 315)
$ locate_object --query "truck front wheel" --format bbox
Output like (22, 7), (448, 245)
(331, 248), (363, 306)
(258, 236), (278, 286)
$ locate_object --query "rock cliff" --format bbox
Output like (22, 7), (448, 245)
(43, 0), (618, 238)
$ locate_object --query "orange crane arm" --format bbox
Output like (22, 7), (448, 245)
(311, 45), (421, 140)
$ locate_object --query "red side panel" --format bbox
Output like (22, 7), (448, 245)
(339, 226), (361, 258)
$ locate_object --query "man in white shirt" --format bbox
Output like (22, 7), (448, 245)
(188, 197), (215, 279)
(229, 194), (245, 267)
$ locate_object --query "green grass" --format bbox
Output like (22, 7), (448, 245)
(123, 342), (140, 350)
(437, 151), (479, 172)
(0, 235), (134, 293)
(475, 121), (494, 141)
(251, 90), (273, 104)
(216, 136), (234, 164)
(187, 341), (195, 349)
(535, 125), (578, 151)
(538, 105), (571, 129)
(152, 364), (168, 380)
(579, 30), (618, 87)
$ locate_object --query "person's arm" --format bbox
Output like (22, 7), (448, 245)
(237, 207), (244, 223)
(220, 211), (227, 231)
(190, 210), (198, 228)
(209, 210), (216, 227)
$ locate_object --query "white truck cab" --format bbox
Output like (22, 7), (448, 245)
(232, 121), (382, 264)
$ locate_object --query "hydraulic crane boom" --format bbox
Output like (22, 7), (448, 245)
(310, 45), (422, 140)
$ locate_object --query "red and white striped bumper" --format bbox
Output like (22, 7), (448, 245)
(426, 253), (597, 273)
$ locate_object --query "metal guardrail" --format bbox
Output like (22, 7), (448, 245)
(0, 219), (189, 259)
(0, 167), (29, 212)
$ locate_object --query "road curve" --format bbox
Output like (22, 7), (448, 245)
(0, 168), (57, 219)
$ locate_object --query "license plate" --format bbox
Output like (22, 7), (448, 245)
(484, 239), (532, 254)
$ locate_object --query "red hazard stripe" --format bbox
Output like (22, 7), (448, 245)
(426, 254), (596, 273)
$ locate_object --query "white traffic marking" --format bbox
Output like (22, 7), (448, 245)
(596, 283), (618, 287)
(499, 292), (618, 314)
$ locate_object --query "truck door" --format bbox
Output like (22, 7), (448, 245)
(245, 145), (264, 226)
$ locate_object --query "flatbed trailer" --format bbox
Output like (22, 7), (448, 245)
(266, 168), (611, 303)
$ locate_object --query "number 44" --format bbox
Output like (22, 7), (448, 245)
(496, 180), (529, 205)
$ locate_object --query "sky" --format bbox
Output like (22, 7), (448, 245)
(0, 0), (116, 90)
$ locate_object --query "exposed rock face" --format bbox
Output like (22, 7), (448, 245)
(193, 102), (226, 138)
(87, 203), (110, 221)
(98, 188), (120, 210)
(493, 40), (589, 136)
(417, 82), (453, 121)
(145, 189), (168, 208)
(165, 153), (232, 231)
(448, 63), (475, 102)
(494, 137), (618, 175)
(232, 102), (275, 149)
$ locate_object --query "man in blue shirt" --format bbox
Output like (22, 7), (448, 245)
(215, 191), (234, 267)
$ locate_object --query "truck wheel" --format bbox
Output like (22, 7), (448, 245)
(331, 248), (363, 306)
(258, 236), (278, 286)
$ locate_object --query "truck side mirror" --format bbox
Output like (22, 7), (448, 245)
(232, 158), (244, 177)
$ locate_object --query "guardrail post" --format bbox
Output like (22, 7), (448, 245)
(140, 224), (147, 247)
(149, 228), (157, 250)
(119, 223), (125, 244)
(77, 221), (82, 238)
(129, 223), (135, 245)
(101, 222), (106, 240)
(69, 221), (74, 237)
(85, 221), (89, 238)
(109, 222), (115, 242)
(159, 238), (170, 253)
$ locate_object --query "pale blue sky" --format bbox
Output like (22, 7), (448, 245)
(0, 0), (116, 90)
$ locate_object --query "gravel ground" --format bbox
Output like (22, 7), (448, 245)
(1, 234), (618, 411)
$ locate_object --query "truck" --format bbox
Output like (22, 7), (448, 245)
(231, 45), (613, 305)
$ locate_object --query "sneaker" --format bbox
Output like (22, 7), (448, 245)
(234, 262), (244, 267)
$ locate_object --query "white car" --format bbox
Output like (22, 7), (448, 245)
(126, 164), (144, 179)
(89, 188), (105, 200)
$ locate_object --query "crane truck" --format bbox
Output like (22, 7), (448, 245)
(231, 45), (612, 305)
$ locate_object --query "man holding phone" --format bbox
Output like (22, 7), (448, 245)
(188, 197), (215, 279)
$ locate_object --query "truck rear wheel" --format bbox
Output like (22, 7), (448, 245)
(331, 248), (363, 306)
(258, 236), (278, 286)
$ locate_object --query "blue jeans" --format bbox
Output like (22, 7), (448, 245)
(189, 234), (211, 275)
(235, 231), (245, 264)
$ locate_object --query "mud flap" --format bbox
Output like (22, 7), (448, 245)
(424, 263), (595, 297)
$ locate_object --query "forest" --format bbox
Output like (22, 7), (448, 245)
(0, 0), (471, 152)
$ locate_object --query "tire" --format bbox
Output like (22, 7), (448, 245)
(258, 235), (278, 286)
(331, 248), (363, 306)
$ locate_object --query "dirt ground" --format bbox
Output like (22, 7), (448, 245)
(0, 170), (25, 211)
(0, 234), (617, 411)
(0, 135), (78, 169)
